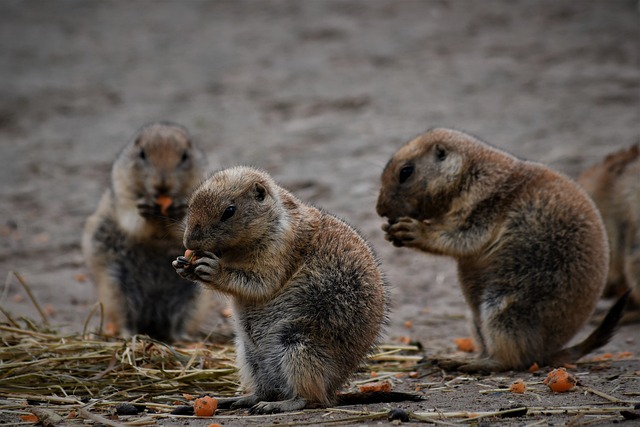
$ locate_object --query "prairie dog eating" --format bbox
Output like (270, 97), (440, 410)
(83, 121), (211, 342)
(377, 128), (627, 372)
(174, 166), (389, 413)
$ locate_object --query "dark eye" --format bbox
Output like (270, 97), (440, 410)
(435, 145), (447, 162)
(139, 149), (146, 161)
(399, 165), (414, 183)
(221, 205), (236, 222)
(181, 151), (188, 163)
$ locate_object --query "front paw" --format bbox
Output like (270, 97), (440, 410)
(383, 217), (430, 248)
(192, 252), (221, 282)
(137, 199), (186, 220)
(172, 257), (197, 281)
(172, 251), (220, 284)
(137, 202), (163, 219)
(381, 221), (404, 247)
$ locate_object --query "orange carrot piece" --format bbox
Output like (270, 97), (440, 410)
(155, 195), (173, 215)
(194, 396), (218, 417)
(543, 367), (577, 392)
(453, 337), (475, 352)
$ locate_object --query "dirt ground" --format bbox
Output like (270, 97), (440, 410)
(1, 1), (638, 426)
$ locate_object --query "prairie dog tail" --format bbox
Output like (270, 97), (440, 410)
(335, 391), (423, 406)
(550, 290), (630, 366)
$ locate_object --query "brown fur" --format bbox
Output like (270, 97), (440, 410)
(377, 128), (625, 372)
(578, 145), (640, 321)
(173, 166), (388, 413)
(82, 121), (212, 342)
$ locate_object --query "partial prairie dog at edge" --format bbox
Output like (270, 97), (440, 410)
(376, 127), (629, 372)
(173, 166), (389, 414)
(577, 144), (640, 322)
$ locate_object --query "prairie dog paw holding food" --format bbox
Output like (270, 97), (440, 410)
(173, 251), (220, 283)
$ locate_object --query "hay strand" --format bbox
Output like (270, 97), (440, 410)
(11, 272), (49, 325)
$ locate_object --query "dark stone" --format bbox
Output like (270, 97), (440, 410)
(388, 408), (410, 422)
(115, 403), (140, 415)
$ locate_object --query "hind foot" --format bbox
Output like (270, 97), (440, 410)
(456, 357), (508, 373)
(216, 394), (259, 409)
(249, 396), (308, 414)
(434, 356), (506, 373)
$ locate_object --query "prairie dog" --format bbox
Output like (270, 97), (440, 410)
(377, 128), (627, 372)
(83, 121), (211, 342)
(578, 144), (640, 318)
(173, 166), (388, 413)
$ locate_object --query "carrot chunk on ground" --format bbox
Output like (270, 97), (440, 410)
(544, 367), (577, 392)
(509, 379), (526, 394)
(358, 381), (391, 393)
(193, 396), (217, 416)
(453, 337), (475, 352)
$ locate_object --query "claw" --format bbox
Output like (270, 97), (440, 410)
(392, 239), (404, 247)
(249, 402), (278, 415)
(174, 256), (191, 268)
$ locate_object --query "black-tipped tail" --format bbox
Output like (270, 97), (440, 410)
(336, 391), (424, 406)
(550, 290), (630, 365)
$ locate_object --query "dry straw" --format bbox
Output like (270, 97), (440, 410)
(2, 272), (637, 426)
(0, 271), (422, 425)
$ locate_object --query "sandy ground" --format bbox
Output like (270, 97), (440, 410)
(0, 1), (638, 425)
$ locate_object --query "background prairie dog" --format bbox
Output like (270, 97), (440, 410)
(83, 121), (212, 342)
(578, 144), (640, 322)
(377, 127), (628, 372)
(173, 166), (389, 413)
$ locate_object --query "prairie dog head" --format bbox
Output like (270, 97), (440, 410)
(376, 128), (469, 223)
(577, 144), (639, 201)
(112, 121), (207, 207)
(183, 166), (284, 255)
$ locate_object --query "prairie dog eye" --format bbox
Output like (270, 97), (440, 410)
(181, 151), (189, 163)
(399, 165), (414, 183)
(139, 149), (146, 161)
(221, 205), (236, 222)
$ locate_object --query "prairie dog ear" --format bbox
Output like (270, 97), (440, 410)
(254, 182), (267, 202)
(434, 144), (447, 162)
(439, 148), (462, 177)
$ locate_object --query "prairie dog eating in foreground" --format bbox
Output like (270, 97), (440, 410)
(174, 166), (390, 413)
